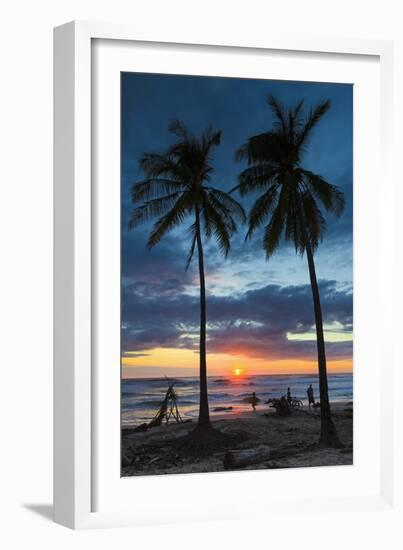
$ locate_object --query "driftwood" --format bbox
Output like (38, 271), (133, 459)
(131, 381), (186, 434)
(213, 406), (233, 412)
(223, 446), (271, 470)
(148, 382), (182, 427)
(133, 422), (148, 433)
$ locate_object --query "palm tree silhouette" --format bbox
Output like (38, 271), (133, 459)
(129, 120), (246, 430)
(233, 96), (345, 447)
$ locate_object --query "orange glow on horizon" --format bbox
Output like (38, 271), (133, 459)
(122, 347), (352, 378)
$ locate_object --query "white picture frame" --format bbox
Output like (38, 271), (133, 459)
(54, 20), (396, 530)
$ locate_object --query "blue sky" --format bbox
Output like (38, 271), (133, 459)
(121, 72), (353, 376)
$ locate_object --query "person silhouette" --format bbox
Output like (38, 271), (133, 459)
(307, 384), (315, 408)
(287, 387), (292, 404)
(251, 392), (258, 411)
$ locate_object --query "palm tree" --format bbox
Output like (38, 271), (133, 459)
(233, 96), (345, 447)
(129, 120), (246, 431)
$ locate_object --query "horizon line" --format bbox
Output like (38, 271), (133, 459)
(122, 371), (353, 381)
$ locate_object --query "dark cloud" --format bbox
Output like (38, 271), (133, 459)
(122, 279), (352, 361)
(122, 228), (194, 296)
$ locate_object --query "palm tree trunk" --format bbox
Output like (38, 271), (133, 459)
(296, 198), (342, 447)
(304, 240), (342, 447)
(195, 208), (210, 428)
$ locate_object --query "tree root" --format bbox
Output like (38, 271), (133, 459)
(172, 425), (248, 457)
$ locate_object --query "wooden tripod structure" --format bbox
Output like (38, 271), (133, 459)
(148, 382), (184, 428)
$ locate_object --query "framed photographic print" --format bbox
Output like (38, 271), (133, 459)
(120, 72), (353, 475)
(54, 21), (396, 529)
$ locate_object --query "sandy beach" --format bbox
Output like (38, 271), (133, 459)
(122, 400), (353, 476)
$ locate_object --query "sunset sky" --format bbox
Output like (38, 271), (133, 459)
(121, 73), (353, 379)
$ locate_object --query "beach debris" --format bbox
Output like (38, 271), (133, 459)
(213, 406), (233, 412)
(133, 423), (149, 433)
(149, 381), (184, 426)
(132, 381), (186, 434)
(265, 396), (303, 410)
(266, 396), (292, 416)
(223, 445), (271, 470)
(290, 398), (304, 408)
(148, 456), (161, 464)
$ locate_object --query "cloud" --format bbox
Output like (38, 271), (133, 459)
(122, 279), (352, 361)
(122, 228), (194, 296)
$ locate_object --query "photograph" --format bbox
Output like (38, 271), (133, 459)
(120, 72), (353, 476)
(1, 0), (397, 541)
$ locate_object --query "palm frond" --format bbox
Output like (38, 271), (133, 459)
(300, 192), (327, 252)
(284, 198), (301, 253)
(202, 207), (213, 239)
(293, 99), (305, 121)
(267, 95), (287, 133)
(202, 197), (232, 257)
(168, 119), (191, 141)
(204, 192), (237, 235)
(139, 153), (183, 180)
(301, 170), (345, 216)
(234, 143), (249, 162)
(147, 192), (191, 248)
(262, 187), (288, 257)
(131, 178), (185, 202)
(289, 99), (305, 143)
(205, 187), (246, 223)
(246, 185), (279, 240)
(128, 192), (183, 229)
(233, 165), (278, 195)
(202, 126), (221, 150)
(297, 100), (331, 149)
(235, 132), (289, 166)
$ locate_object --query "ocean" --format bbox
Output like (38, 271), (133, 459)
(121, 372), (353, 427)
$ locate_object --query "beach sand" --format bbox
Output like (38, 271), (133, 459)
(122, 400), (353, 476)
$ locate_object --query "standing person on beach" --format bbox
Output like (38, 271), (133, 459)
(250, 392), (258, 411)
(307, 384), (315, 408)
(287, 387), (292, 404)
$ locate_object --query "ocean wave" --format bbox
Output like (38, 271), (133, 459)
(121, 373), (353, 422)
(124, 398), (197, 409)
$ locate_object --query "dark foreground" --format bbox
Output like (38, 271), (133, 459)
(121, 401), (353, 476)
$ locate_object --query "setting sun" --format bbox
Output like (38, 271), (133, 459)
(233, 368), (244, 377)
